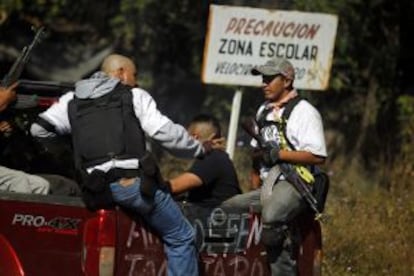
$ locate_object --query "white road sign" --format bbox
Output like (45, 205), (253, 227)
(202, 5), (338, 90)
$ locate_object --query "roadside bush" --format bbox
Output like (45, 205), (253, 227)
(322, 172), (414, 275)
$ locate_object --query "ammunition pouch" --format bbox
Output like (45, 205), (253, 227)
(139, 152), (166, 199)
(294, 166), (330, 213)
(76, 152), (164, 211)
(77, 168), (140, 211)
(312, 171), (330, 212)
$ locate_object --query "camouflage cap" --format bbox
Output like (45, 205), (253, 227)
(251, 58), (295, 80)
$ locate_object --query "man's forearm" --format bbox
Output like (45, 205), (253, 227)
(152, 121), (204, 158)
(169, 173), (202, 194)
(278, 150), (325, 165)
(0, 90), (15, 111)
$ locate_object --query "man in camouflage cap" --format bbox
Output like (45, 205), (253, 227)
(251, 57), (295, 80)
(224, 57), (327, 275)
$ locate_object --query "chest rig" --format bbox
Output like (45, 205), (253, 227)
(256, 97), (302, 149)
(256, 96), (315, 184)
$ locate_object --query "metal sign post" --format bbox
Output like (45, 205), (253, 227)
(226, 88), (243, 159)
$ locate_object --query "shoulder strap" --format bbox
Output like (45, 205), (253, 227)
(281, 96), (303, 150)
(281, 96), (318, 177)
(282, 96), (303, 121)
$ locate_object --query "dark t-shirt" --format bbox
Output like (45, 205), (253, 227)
(187, 149), (241, 205)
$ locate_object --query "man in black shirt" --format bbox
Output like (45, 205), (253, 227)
(168, 114), (241, 206)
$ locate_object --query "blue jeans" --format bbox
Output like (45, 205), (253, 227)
(110, 178), (198, 276)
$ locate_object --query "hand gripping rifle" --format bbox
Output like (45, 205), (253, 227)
(1, 26), (46, 87)
(241, 118), (327, 222)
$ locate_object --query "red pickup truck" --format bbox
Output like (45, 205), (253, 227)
(0, 81), (322, 275)
(0, 191), (321, 276)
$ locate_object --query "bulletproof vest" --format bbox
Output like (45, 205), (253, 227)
(68, 83), (146, 169)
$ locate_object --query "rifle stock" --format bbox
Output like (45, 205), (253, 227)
(1, 26), (46, 87)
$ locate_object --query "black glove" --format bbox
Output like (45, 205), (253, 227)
(261, 141), (280, 167)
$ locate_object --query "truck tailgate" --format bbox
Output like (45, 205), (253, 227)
(0, 193), (95, 276)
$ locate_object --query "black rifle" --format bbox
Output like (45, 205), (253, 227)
(241, 118), (327, 222)
(1, 26), (46, 87)
(0, 27), (46, 140)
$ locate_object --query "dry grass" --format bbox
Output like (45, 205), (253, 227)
(322, 171), (414, 275)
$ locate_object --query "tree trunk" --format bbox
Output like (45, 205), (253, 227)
(350, 76), (378, 171)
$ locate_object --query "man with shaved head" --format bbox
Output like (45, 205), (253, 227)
(30, 53), (219, 275)
(100, 54), (138, 87)
(167, 114), (241, 206)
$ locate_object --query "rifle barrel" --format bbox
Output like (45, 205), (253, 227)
(1, 27), (46, 87)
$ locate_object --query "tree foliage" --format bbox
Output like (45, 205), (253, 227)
(293, 0), (401, 178)
(0, 0), (412, 183)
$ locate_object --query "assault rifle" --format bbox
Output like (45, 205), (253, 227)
(241, 118), (327, 222)
(1, 26), (46, 87)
